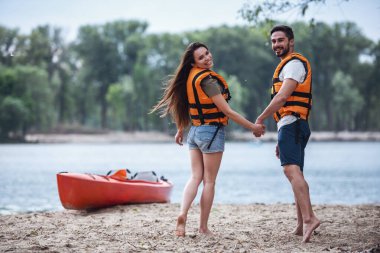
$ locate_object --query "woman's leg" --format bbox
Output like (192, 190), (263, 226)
(176, 149), (204, 236)
(199, 152), (223, 234)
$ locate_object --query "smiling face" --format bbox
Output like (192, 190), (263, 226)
(193, 46), (213, 69)
(271, 31), (294, 59)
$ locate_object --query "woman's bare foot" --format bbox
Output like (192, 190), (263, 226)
(302, 217), (320, 243)
(292, 223), (303, 236)
(175, 215), (186, 237)
(199, 228), (214, 236)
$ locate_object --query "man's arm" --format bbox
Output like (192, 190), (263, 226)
(255, 78), (298, 124)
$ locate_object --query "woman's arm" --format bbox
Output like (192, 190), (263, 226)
(175, 128), (183, 145)
(212, 94), (265, 135)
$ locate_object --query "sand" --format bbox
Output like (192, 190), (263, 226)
(1, 204), (379, 252)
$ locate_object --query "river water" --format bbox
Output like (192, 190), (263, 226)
(0, 142), (379, 214)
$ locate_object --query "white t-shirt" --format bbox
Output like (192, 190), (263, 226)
(279, 59), (306, 83)
(277, 59), (306, 131)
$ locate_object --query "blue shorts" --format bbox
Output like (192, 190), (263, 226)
(187, 125), (225, 153)
(278, 119), (310, 172)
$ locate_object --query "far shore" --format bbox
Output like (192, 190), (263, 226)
(19, 131), (380, 143)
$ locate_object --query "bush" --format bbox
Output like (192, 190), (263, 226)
(0, 96), (28, 139)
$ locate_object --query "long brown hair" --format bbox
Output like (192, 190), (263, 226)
(151, 42), (208, 130)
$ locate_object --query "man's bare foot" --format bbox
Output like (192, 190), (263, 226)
(175, 215), (186, 237)
(292, 223), (303, 236)
(199, 228), (214, 236)
(302, 217), (320, 243)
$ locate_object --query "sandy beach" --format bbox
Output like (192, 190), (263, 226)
(1, 204), (379, 252)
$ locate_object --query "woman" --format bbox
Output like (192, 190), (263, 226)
(151, 42), (265, 236)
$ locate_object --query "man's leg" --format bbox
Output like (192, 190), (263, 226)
(292, 196), (303, 236)
(283, 164), (320, 242)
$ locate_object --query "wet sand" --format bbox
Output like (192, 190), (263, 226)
(1, 203), (379, 252)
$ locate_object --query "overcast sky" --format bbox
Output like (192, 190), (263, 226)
(0, 0), (379, 42)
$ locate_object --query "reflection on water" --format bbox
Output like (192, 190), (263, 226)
(0, 142), (379, 214)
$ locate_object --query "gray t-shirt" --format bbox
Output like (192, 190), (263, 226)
(200, 75), (222, 97)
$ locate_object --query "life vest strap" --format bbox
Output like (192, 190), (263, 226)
(207, 124), (221, 149)
(192, 69), (211, 124)
(188, 68), (230, 126)
(189, 103), (217, 109)
(283, 101), (312, 109)
(275, 111), (303, 121)
(292, 91), (312, 98)
(190, 112), (226, 120)
(208, 122), (224, 126)
(224, 88), (232, 101)
(272, 77), (281, 84)
(271, 91), (312, 99)
(276, 111), (282, 120)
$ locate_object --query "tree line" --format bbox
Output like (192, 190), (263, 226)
(0, 20), (379, 141)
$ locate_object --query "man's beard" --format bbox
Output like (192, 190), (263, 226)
(274, 44), (290, 57)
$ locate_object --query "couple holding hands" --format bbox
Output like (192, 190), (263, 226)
(152, 25), (320, 243)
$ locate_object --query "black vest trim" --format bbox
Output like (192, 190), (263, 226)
(189, 103), (217, 109)
(283, 101), (312, 109)
(190, 112), (226, 120)
(191, 70), (211, 124)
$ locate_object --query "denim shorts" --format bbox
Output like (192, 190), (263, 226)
(187, 125), (225, 153)
(278, 119), (310, 171)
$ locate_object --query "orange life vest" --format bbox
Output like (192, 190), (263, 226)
(187, 67), (231, 126)
(271, 52), (312, 122)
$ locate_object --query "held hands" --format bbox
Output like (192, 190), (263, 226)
(175, 129), (183, 146)
(253, 117), (266, 137)
(252, 123), (266, 137)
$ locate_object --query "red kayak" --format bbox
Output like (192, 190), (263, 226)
(57, 170), (173, 210)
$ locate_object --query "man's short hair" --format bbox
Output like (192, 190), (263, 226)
(270, 25), (294, 40)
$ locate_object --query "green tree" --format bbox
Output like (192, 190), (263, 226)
(75, 20), (148, 129)
(143, 33), (187, 132)
(364, 40), (380, 130)
(0, 96), (28, 140)
(296, 22), (372, 130)
(2, 19), (379, 136)
(0, 26), (20, 66)
(331, 71), (364, 130)
(0, 65), (54, 139)
(106, 76), (135, 130)
(5, 25), (76, 127)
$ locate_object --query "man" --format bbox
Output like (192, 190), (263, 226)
(255, 25), (320, 243)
